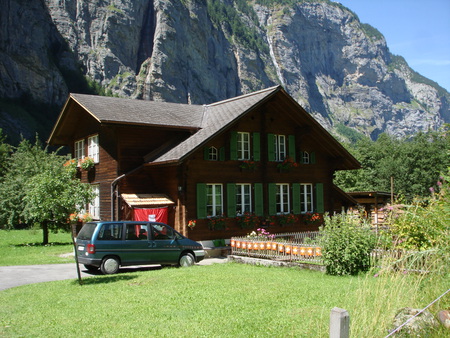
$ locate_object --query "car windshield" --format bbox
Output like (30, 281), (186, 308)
(77, 223), (97, 240)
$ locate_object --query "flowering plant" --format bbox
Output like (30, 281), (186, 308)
(270, 213), (298, 226)
(239, 160), (258, 170)
(246, 228), (275, 240)
(187, 220), (197, 229)
(303, 212), (321, 224)
(236, 212), (261, 229)
(69, 212), (92, 223)
(63, 158), (78, 175)
(207, 215), (227, 231)
(277, 157), (298, 171)
(79, 157), (95, 171)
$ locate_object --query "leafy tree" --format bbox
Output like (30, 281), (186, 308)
(335, 130), (449, 200)
(0, 136), (94, 244)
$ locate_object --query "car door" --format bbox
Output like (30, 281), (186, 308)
(121, 223), (152, 265)
(149, 223), (182, 264)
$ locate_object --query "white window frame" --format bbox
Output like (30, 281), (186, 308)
(274, 135), (286, 162)
(89, 184), (100, 220)
(236, 183), (252, 215)
(276, 183), (290, 214)
(237, 132), (250, 160)
(88, 135), (99, 163)
(302, 151), (310, 164)
(300, 183), (313, 213)
(206, 184), (223, 217)
(209, 146), (218, 161)
(74, 139), (85, 162)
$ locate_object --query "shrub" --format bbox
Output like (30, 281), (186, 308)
(320, 212), (376, 276)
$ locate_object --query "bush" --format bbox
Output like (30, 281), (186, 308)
(320, 212), (376, 276)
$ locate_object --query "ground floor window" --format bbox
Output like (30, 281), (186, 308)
(276, 183), (290, 214)
(236, 183), (252, 215)
(206, 184), (223, 217)
(89, 184), (100, 220)
(300, 183), (313, 213)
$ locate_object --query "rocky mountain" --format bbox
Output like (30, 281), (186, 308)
(1, 0), (449, 144)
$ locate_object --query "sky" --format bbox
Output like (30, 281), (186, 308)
(335, 0), (450, 93)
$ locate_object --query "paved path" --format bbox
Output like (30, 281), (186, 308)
(0, 257), (227, 291)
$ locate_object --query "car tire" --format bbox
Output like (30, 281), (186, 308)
(100, 256), (120, 274)
(84, 264), (99, 272)
(179, 253), (195, 267)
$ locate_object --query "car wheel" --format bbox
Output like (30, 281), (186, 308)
(100, 256), (120, 274)
(84, 264), (99, 272)
(179, 253), (195, 267)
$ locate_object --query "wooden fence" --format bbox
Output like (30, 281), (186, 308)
(231, 231), (323, 264)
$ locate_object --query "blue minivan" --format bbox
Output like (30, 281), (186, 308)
(76, 221), (205, 274)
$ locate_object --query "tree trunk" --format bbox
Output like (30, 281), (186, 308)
(42, 220), (49, 245)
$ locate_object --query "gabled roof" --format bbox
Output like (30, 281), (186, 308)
(146, 86), (280, 164)
(48, 93), (204, 144)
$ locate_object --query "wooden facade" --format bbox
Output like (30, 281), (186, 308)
(48, 86), (360, 241)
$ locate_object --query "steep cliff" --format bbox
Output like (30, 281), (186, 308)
(1, 0), (449, 143)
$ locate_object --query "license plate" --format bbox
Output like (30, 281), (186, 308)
(78, 246), (85, 251)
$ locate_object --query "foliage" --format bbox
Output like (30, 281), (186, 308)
(245, 228), (275, 240)
(239, 160), (257, 170)
(320, 212), (376, 275)
(270, 213), (298, 226)
(207, 215), (227, 230)
(236, 212), (261, 229)
(335, 130), (450, 200)
(0, 136), (95, 244)
(302, 212), (321, 224)
(187, 219), (197, 229)
(276, 156), (298, 171)
(0, 128), (12, 177)
(79, 156), (95, 170)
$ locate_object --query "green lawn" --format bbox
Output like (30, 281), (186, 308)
(1, 230), (447, 337)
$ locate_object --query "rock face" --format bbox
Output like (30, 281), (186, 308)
(1, 0), (449, 142)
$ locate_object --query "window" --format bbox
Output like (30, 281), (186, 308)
(236, 184), (252, 215)
(151, 223), (175, 240)
(237, 132), (250, 160)
(74, 139), (85, 161)
(88, 135), (99, 163)
(276, 183), (290, 214)
(302, 151), (310, 164)
(274, 135), (286, 162)
(89, 185), (100, 220)
(206, 184), (223, 217)
(98, 223), (122, 240)
(300, 184), (313, 213)
(209, 147), (218, 161)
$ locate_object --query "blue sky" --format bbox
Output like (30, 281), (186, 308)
(335, 0), (450, 92)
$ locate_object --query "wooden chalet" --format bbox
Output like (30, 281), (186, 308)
(48, 85), (361, 241)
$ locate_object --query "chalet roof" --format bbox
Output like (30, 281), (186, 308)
(147, 86), (280, 164)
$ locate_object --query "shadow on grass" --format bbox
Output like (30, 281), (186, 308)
(14, 242), (73, 247)
(73, 265), (163, 286)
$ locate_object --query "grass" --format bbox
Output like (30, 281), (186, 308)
(1, 230), (448, 337)
(0, 229), (74, 265)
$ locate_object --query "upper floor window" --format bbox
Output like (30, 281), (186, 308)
(209, 147), (218, 161)
(88, 135), (99, 163)
(276, 183), (290, 214)
(74, 139), (85, 161)
(302, 151), (310, 164)
(274, 135), (286, 162)
(206, 184), (223, 217)
(237, 132), (250, 160)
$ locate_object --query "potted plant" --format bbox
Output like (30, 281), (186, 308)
(187, 219), (197, 229)
(79, 156), (95, 171)
(239, 160), (258, 171)
(236, 212), (261, 229)
(277, 157), (298, 172)
(207, 215), (227, 231)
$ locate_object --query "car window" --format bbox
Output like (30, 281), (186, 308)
(151, 224), (175, 240)
(126, 223), (148, 240)
(77, 223), (97, 240)
(98, 223), (123, 240)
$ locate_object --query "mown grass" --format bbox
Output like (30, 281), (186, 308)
(0, 229), (74, 265)
(1, 230), (448, 337)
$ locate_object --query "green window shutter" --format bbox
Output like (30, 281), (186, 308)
(253, 132), (260, 161)
(196, 183), (207, 219)
(227, 183), (236, 217)
(230, 132), (237, 160)
(268, 183), (277, 216)
(219, 147), (225, 161)
(204, 147), (209, 161)
(315, 183), (324, 213)
(288, 135), (296, 161)
(254, 183), (264, 216)
(311, 152), (316, 164)
(267, 134), (275, 162)
(292, 183), (301, 214)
